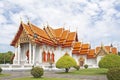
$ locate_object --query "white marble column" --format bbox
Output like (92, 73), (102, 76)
(14, 47), (17, 60)
(13, 47), (18, 64)
(29, 42), (32, 64)
(18, 44), (21, 64)
(33, 44), (36, 65)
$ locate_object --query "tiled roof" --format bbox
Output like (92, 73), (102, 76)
(66, 32), (76, 41)
(11, 22), (77, 47)
(96, 47), (101, 53)
(104, 46), (111, 53)
(73, 42), (81, 48)
(81, 44), (90, 49)
(111, 47), (117, 54)
(54, 28), (64, 38)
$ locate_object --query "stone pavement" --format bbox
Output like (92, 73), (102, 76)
(0, 70), (107, 80)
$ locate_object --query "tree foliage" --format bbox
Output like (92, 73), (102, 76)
(99, 54), (120, 69)
(107, 68), (120, 80)
(31, 66), (44, 78)
(0, 51), (14, 64)
(56, 53), (77, 72)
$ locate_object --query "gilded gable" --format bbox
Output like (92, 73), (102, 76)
(18, 30), (30, 44)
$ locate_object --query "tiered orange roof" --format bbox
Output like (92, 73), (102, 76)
(72, 42), (81, 54)
(111, 47), (117, 54)
(59, 30), (69, 44)
(96, 47), (101, 53)
(79, 44), (90, 55)
(87, 49), (95, 59)
(11, 22), (77, 48)
(54, 28), (64, 39)
(104, 46), (111, 53)
(62, 32), (77, 47)
(72, 43), (118, 58)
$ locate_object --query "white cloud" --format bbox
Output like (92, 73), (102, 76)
(0, 0), (120, 52)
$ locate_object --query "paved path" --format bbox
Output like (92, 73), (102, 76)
(0, 70), (107, 80)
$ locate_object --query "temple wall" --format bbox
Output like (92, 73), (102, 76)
(72, 54), (79, 65)
(96, 56), (104, 65)
(86, 58), (96, 67)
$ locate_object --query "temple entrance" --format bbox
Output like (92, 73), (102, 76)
(78, 57), (85, 66)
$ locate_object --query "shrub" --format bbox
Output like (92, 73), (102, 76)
(107, 68), (120, 80)
(74, 65), (80, 70)
(56, 53), (77, 73)
(99, 54), (120, 69)
(31, 66), (44, 78)
(84, 64), (88, 69)
(0, 67), (2, 74)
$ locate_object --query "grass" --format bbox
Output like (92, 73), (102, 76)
(0, 73), (10, 77)
(57, 68), (108, 75)
(12, 77), (69, 80)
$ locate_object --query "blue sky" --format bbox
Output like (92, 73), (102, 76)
(0, 0), (120, 52)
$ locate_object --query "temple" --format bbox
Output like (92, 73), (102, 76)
(11, 21), (118, 68)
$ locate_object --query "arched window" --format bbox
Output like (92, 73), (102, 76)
(51, 53), (55, 63)
(78, 57), (85, 66)
(47, 51), (50, 62)
(42, 51), (47, 62)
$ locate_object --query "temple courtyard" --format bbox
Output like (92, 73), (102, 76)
(0, 68), (107, 80)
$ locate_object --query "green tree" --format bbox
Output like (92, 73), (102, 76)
(56, 53), (77, 73)
(0, 51), (14, 64)
(118, 52), (120, 56)
(99, 54), (120, 69)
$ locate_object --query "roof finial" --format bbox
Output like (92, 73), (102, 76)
(101, 42), (104, 48)
(110, 43), (113, 47)
(69, 26), (70, 31)
(46, 21), (49, 27)
(63, 23), (66, 29)
(26, 16), (30, 24)
(20, 17), (23, 23)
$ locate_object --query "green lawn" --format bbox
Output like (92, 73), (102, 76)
(57, 68), (108, 75)
(13, 77), (69, 80)
(0, 74), (10, 77)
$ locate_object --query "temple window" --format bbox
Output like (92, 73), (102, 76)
(42, 51), (47, 62)
(47, 51), (50, 62)
(51, 53), (55, 63)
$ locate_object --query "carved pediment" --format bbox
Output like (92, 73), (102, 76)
(97, 49), (107, 56)
(18, 30), (30, 43)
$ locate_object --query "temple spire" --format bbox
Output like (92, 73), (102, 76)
(101, 42), (104, 49)
(26, 16), (30, 24)
(110, 43), (113, 47)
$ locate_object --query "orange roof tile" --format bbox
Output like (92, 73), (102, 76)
(88, 49), (95, 55)
(73, 42), (81, 48)
(23, 23), (33, 36)
(66, 32), (76, 41)
(104, 46), (111, 53)
(96, 47), (101, 53)
(81, 44), (90, 49)
(111, 47), (117, 54)
(72, 50), (80, 54)
(80, 49), (89, 55)
(30, 24), (50, 39)
(60, 30), (69, 40)
(54, 28), (64, 38)
(87, 55), (95, 59)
